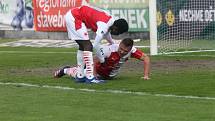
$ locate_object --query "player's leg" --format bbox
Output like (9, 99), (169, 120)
(54, 66), (70, 78)
(65, 67), (78, 78)
(76, 50), (85, 78)
(64, 10), (86, 80)
(76, 40), (94, 80)
(65, 67), (86, 83)
(76, 40), (105, 83)
(54, 66), (80, 79)
(75, 23), (105, 83)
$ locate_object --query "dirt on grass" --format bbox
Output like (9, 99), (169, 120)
(121, 59), (215, 73)
(5, 59), (215, 77)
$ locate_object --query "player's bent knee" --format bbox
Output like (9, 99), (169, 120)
(75, 40), (92, 51)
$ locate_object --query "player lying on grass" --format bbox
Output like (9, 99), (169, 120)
(54, 38), (150, 83)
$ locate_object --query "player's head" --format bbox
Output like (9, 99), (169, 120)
(118, 38), (133, 57)
(110, 19), (129, 35)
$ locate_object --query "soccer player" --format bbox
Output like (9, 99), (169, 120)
(54, 38), (150, 82)
(64, 5), (128, 83)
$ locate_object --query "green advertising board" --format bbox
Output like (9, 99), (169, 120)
(89, 0), (149, 32)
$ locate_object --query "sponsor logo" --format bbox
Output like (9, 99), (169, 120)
(165, 9), (175, 26)
(179, 6), (215, 22)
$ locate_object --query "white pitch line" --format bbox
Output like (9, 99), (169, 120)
(160, 54), (215, 57)
(0, 82), (215, 100)
(0, 51), (76, 54)
(159, 50), (215, 55)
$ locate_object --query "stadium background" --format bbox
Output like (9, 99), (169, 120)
(0, 0), (149, 40)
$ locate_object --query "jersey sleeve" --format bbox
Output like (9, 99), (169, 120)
(94, 22), (109, 47)
(131, 47), (145, 59)
(104, 32), (114, 44)
(93, 22), (106, 63)
(99, 45), (111, 58)
(96, 22), (108, 38)
(95, 45), (111, 63)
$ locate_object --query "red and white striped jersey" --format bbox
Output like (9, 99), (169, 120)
(95, 44), (145, 78)
(71, 5), (114, 34)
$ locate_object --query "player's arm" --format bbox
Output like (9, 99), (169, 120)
(131, 49), (150, 80)
(94, 22), (112, 63)
(93, 31), (105, 63)
(104, 32), (114, 45)
(141, 53), (150, 80)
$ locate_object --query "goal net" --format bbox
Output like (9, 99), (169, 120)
(154, 0), (215, 54)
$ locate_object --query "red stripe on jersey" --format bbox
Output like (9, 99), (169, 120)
(96, 52), (120, 78)
(71, 6), (111, 31)
(71, 8), (82, 30)
(131, 49), (145, 59)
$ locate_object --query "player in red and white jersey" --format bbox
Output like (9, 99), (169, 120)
(94, 39), (150, 79)
(63, 5), (128, 83)
(54, 38), (150, 82)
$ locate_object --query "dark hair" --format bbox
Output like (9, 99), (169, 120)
(113, 19), (129, 34)
(121, 38), (133, 47)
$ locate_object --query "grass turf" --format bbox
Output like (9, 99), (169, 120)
(0, 85), (214, 121)
(0, 44), (215, 121)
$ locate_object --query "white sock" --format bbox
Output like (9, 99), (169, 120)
(83, 51), (94, 79)
(64, 67), (78, 78)
(64, 69), (68, 74)
(76, 50), (85, 78)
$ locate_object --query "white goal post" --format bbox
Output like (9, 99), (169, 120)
(149, 0), (158, 55)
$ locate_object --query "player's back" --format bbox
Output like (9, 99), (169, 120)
(72, 5), (111, 31)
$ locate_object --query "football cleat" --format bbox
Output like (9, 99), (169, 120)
(54, 66), (70, 78)
(85, 77), (105, 84)
(74, 76), (86, 83)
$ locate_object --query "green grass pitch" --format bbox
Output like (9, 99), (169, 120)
(0, 40), (215, 121)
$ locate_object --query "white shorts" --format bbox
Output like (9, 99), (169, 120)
(64, 10), (90, 40)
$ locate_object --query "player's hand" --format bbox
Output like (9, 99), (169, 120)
(141, 76), (150, 80)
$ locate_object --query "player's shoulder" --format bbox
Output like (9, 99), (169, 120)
(121, 46), (137, 58)
(97, 17), (114, 31)
(96, 13), (114, 28)
(100, 44), (118, 52)
(131, 46), (137, 53)
(109, 44), (119, 52)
